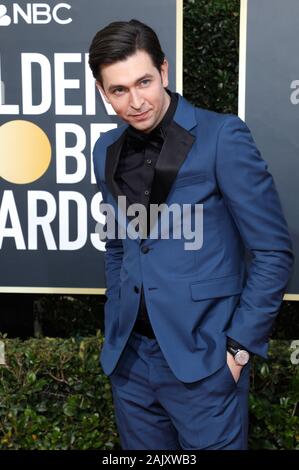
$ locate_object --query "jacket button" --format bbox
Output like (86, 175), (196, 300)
(141, 246), (150, 254)
(134, 286), (139, 293)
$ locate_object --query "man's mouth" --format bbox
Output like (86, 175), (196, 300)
(130, 110), (150, 121)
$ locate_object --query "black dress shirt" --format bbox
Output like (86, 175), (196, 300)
(115, 88), (179, 337)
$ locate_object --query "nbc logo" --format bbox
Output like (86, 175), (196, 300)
(0, 4), (11, 25)
(0, 3), (72, 25)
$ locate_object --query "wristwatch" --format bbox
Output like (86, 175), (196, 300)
(227, 338), (250, 366)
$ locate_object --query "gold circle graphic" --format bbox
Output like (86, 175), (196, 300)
(0, 120), (51, 184)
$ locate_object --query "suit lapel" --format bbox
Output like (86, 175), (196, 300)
(105, 129), (127, 205)
(145, 96), (197, 238)
(105, 128), (142, 241)
(104, 94), (197, 242)
(146, 120), (195, 237)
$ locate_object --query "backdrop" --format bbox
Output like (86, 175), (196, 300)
(0, 0), (182, 293)
(239, 0), (298, 298)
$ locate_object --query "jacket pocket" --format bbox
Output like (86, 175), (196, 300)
(190, 273), (243, 301)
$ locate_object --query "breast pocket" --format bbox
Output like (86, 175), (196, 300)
(173, 172), (207, 189)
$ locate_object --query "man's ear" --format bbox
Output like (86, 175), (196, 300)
(96, 80), (110, 104)
(160, 58), (169, 88)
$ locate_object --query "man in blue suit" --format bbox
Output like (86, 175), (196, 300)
(89, 19), (294, 450)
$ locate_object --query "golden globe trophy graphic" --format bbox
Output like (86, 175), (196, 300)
(0, 120), (51, 184)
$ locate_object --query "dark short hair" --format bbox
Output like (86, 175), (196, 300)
(88, 19), (165, 85)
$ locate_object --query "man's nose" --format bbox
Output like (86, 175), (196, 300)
(129, 89), (144, 110)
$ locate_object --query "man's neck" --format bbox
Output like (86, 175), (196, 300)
(160, 90), (171, 122)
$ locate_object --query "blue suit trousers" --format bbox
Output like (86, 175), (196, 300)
(109, 331), (251, 450)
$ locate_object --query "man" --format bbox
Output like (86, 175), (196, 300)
(89, 19), (294, 450)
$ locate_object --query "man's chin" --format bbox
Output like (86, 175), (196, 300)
(129, 120), (154, 133)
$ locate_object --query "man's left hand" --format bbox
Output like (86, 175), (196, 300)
(226, 351), (243, 383)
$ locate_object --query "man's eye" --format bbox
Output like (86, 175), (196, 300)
(113, 88), (124, 95)
(140, 79), (150, 86)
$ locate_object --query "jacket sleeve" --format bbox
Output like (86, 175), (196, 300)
(93, 140), (124, 303)
(215, 115), (294, 358)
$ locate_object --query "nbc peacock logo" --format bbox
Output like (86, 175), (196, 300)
(0, 4), (11, 26)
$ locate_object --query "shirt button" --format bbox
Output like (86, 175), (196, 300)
(141, 246), (150, 254)
(144, 190), (150, 196)
(146, 159), (152, 165)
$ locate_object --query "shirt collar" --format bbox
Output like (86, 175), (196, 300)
(157, 88), (178, 135)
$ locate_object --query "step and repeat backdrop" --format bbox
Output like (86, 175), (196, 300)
(0, 0), (181, 293)
(239, 0), (298, 298)
(0, 0), (297, 298)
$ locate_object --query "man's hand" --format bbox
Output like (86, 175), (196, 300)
(226, 351), (243, 383)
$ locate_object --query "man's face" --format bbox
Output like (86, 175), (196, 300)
(96, 49), (170, 133)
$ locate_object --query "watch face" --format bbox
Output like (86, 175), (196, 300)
(235, 350), (250, 366)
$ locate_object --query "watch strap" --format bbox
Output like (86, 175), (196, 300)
(227, 337), (247, 351)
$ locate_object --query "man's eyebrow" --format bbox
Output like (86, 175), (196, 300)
(107, 74), (154, 92)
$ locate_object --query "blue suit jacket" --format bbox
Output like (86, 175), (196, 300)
(93, 93), (294, 383)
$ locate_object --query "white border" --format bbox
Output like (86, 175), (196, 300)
(238, 0), (248, 120)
